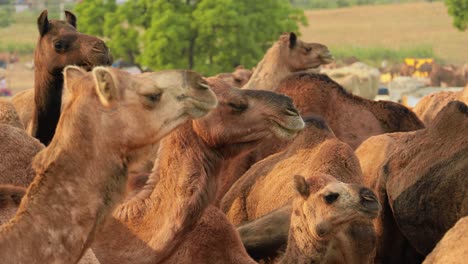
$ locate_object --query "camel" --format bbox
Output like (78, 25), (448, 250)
(214, 72), (424, 204)
(242, 32), (333, 91)
(214, 65), (253, 88)
(11, 10), (112, 145)
(429, 63), (468, 87)
(413, 85), (468, 125)
(90, 77), (305, 264)
(355, 100), (468, 263)
(0, 99), (44, 187)
(221, 116), (364, 225)
(423, 216), (468, 263)
(279, 174), (380, 264)
(0, 66), (218, 263)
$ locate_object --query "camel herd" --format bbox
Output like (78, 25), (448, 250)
(0, 10), (466, 264)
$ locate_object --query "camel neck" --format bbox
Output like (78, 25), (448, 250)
(0, 104), (127, 263)
(99, 122), (222, 263)
(281, 207), (330, 264)
(243, 43), (290, 91)
(31, 64), (65, 145)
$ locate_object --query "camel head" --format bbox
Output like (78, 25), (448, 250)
(292, 174), (381, 239)
(62, 66), (218, 150)
(232, 65), (253, 87)
(194, 77), (304, 153)
(35, 10), (112, 75)
(279, 32), (333, 71)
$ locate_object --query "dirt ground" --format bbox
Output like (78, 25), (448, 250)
(3, 58), (34, 95)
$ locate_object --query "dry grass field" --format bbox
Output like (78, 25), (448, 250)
(300, 2), (468, 65)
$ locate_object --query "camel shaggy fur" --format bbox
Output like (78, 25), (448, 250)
(423, 216), (468, 264)
(11, 10), (112, 145)
(0, 66), (218, 263)
(413, 85), (468, 125)
(221, 116), (364, 225)
(356, 100), (467, 262)
(280, 174), (380, 264)
(243, 32), (332, 91)
(91, 77), (304, 264)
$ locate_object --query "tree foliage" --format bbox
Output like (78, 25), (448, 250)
(445, 0), (467, 31)
(75, 0), (305, 75)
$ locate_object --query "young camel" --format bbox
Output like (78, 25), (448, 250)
(355, 100), (468, 263)
(413, 84), (467, 125)
(91, 77), (305, 264)
(243, 32), (333, 90)
(280, 174), (380, 264)
(11, 10), (112, 145)
(214, 65), (253, 88)
(0, 66), (218, 263)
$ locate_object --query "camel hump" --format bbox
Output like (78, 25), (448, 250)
(0, 185), (26, 208)
(431, 100), (467, 130)
(279, 72), (338, 90)
(372, 100), (424, 132)
(0, 99), (24, 129)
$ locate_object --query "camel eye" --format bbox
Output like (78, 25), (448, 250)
(228, 102), (247, 113)
(145, 93), (162, 103)
(140, 92), (162, 108)
(324, 193), (339, 204)
(54, 40), (69, 52)
(305, 47), (312, 53)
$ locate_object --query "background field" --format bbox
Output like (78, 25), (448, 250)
(300, 2), (468, 65)
(1, 1), (467, 93)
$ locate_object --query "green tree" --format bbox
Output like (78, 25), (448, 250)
(75, 0), (305, 75)
(74, 0), (117, 36)
(445, 0), (468, 31)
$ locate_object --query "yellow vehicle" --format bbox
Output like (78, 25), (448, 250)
(404, 58), (434, 77)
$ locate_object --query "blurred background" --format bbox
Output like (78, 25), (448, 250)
(0, 0), (466, 105)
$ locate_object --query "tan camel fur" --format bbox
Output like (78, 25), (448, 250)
(0, 66), (218, 264)
(280, 174), (380, 264)
(413, 85), (468, 125)
(91, 77), (304, 264)
(11, 10), (112, 145)
(221, 116), (364, 225)
(0, 100), (44, 187)
(356, 100), (467, 263)
(214, 65), (253, 88)
(423, 216), (468, 264)
(243, 32), (332, 91)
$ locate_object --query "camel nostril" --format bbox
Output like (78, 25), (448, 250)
(360, 189), (377, 202)
(285, 107), (299, 116)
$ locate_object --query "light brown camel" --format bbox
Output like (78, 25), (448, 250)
(215, 72), (424, 204)
(429, 63), (468, 87)
(413, 85), (468, 125)
(242, 32), (332, 91)
(279, 174), (380, 264)
(91, 77), (305, 264)
(11, 10), (112, 145)
(221, 116), (364, 225)
(423, 216), (468, 264)
(0, 66), (218, 263)
(0, 99), (44, 187)
(214, 65), (253, 88)
(355, 100), (468, 263)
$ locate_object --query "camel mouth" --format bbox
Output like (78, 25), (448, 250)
(320, 53), (334, 64)
(270, 117), (305, 140)
(185, 96), (218, 118)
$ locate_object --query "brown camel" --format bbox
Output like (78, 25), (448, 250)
(0, 185), (25, 226)
(413, 85), (468, 125)
(279, 174), (380, 264)
(0, 99), (44, 187)
(423, 216), (468, 264)
(356, 100), (468, 263)
(221, 116), (364, 225)
(215, 72), (424, 204)
(0, 66), (218, 263)
(430, 63), (467, 87)
(214, 65), (253, 88)
(91, 77), (305, 264)
(242, 32), (332, 91)
(11, 10), (112, 145)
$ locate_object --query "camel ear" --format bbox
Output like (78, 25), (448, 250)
(63, 66), (86, 95)
(235, 65), (245, 70)
(37, 9), (49, 37)
(294, 175), (309, 198)
(93, 67), (120, 108)
(289, 32), (297, 49)
(64, 10), (77, 29)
